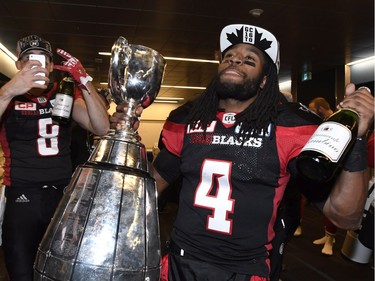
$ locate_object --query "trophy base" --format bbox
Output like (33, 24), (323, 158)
(88, 130), (149, 173)
(34, 163), (161, 281)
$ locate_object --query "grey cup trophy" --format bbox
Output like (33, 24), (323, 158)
(109, 36), (166, 140)
(34, 37), (166, 281)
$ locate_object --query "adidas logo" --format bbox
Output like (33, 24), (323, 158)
(15, 194), (30, 203)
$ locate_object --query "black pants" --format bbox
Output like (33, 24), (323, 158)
(167, 241), (268, 281)
(2, 185), (64, 281)
(358, 203), (374, 250)
(269, 181), (301, 281)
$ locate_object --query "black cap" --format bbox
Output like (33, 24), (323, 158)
(16, 35), (53, 60)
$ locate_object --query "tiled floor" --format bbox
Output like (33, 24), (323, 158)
(280, 203), (373, 281)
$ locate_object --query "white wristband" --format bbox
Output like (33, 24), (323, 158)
(80, 74), (93, 86)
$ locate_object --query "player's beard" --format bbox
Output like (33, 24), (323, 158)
(216, 71), (264, 101)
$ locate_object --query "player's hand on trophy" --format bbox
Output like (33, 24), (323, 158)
(54, 49), (93, 90)
(110, 102), (144, 131)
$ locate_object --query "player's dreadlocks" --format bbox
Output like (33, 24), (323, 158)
(187, 55), (284, 140)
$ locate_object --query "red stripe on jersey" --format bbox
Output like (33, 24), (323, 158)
(160, 254), (169, 281)
(162, 121), (186, 157)
(276, 124), (318, 171)
(266, 124), (319, 246)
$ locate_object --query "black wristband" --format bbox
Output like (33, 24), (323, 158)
(342, 137), (368, 172)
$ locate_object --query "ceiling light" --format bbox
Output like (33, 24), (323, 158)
(249, 8), (264, 17)
(346, 56), (375, 66)
(156, 97), (184, 101)
(164, 56), (219, 64)
(154, 100), (179, 104)
(99, 83), (206, 90)
(98, 52), (219, 64)
(160, 85), (206, 90)
(0, 43), (17, 61)
(154, 97), (184, 104)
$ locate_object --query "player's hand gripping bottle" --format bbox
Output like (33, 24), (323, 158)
(296, 108), (359, 182)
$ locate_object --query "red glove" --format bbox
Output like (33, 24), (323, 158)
(54, 48), (93, 90)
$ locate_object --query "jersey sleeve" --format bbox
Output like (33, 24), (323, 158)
(153, 148), (182, 185)
(155, 102), (193, 183)
(281, 102), (333, 209)
(159, 101), (192, 157)
(161, 120), (185, 157)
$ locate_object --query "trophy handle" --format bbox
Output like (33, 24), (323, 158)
(108, 36), (131, 105)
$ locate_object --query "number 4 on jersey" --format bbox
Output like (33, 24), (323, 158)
(194, 159), (235, 235)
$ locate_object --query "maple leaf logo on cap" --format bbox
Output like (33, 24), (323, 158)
(220, 24), (280, 72)
(226, 26), (273, 53)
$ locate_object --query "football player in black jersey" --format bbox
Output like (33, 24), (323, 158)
(0, 35), (109, 281)
(111, 24), (374, 281)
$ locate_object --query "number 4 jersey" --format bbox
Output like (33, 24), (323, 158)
(154, 101), (321, 277)
(0, 83), (82, 187)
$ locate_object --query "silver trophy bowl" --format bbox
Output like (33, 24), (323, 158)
(109, 36), (166, 140)
(34, 37), (166, 281)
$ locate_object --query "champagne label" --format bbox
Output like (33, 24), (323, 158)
(301, 121), (352, 162)
(52, 94), (73, 118)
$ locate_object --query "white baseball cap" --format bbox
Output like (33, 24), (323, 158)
(220, 24), (280, 72)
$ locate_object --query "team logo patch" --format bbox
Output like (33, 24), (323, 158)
(222, 113), (236, 125)
(37, 97), (47, 103)
(15, 101), (36, 111)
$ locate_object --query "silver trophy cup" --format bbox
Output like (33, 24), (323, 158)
(109, 36), (165, 140)
(34, 37), (167, 281)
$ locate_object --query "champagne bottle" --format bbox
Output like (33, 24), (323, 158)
(296, 108), (359, 182)
(52, 75), (75, 125)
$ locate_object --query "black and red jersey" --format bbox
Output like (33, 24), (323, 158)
(0, 83), (83, 187)
(154, 101), (322, 277)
